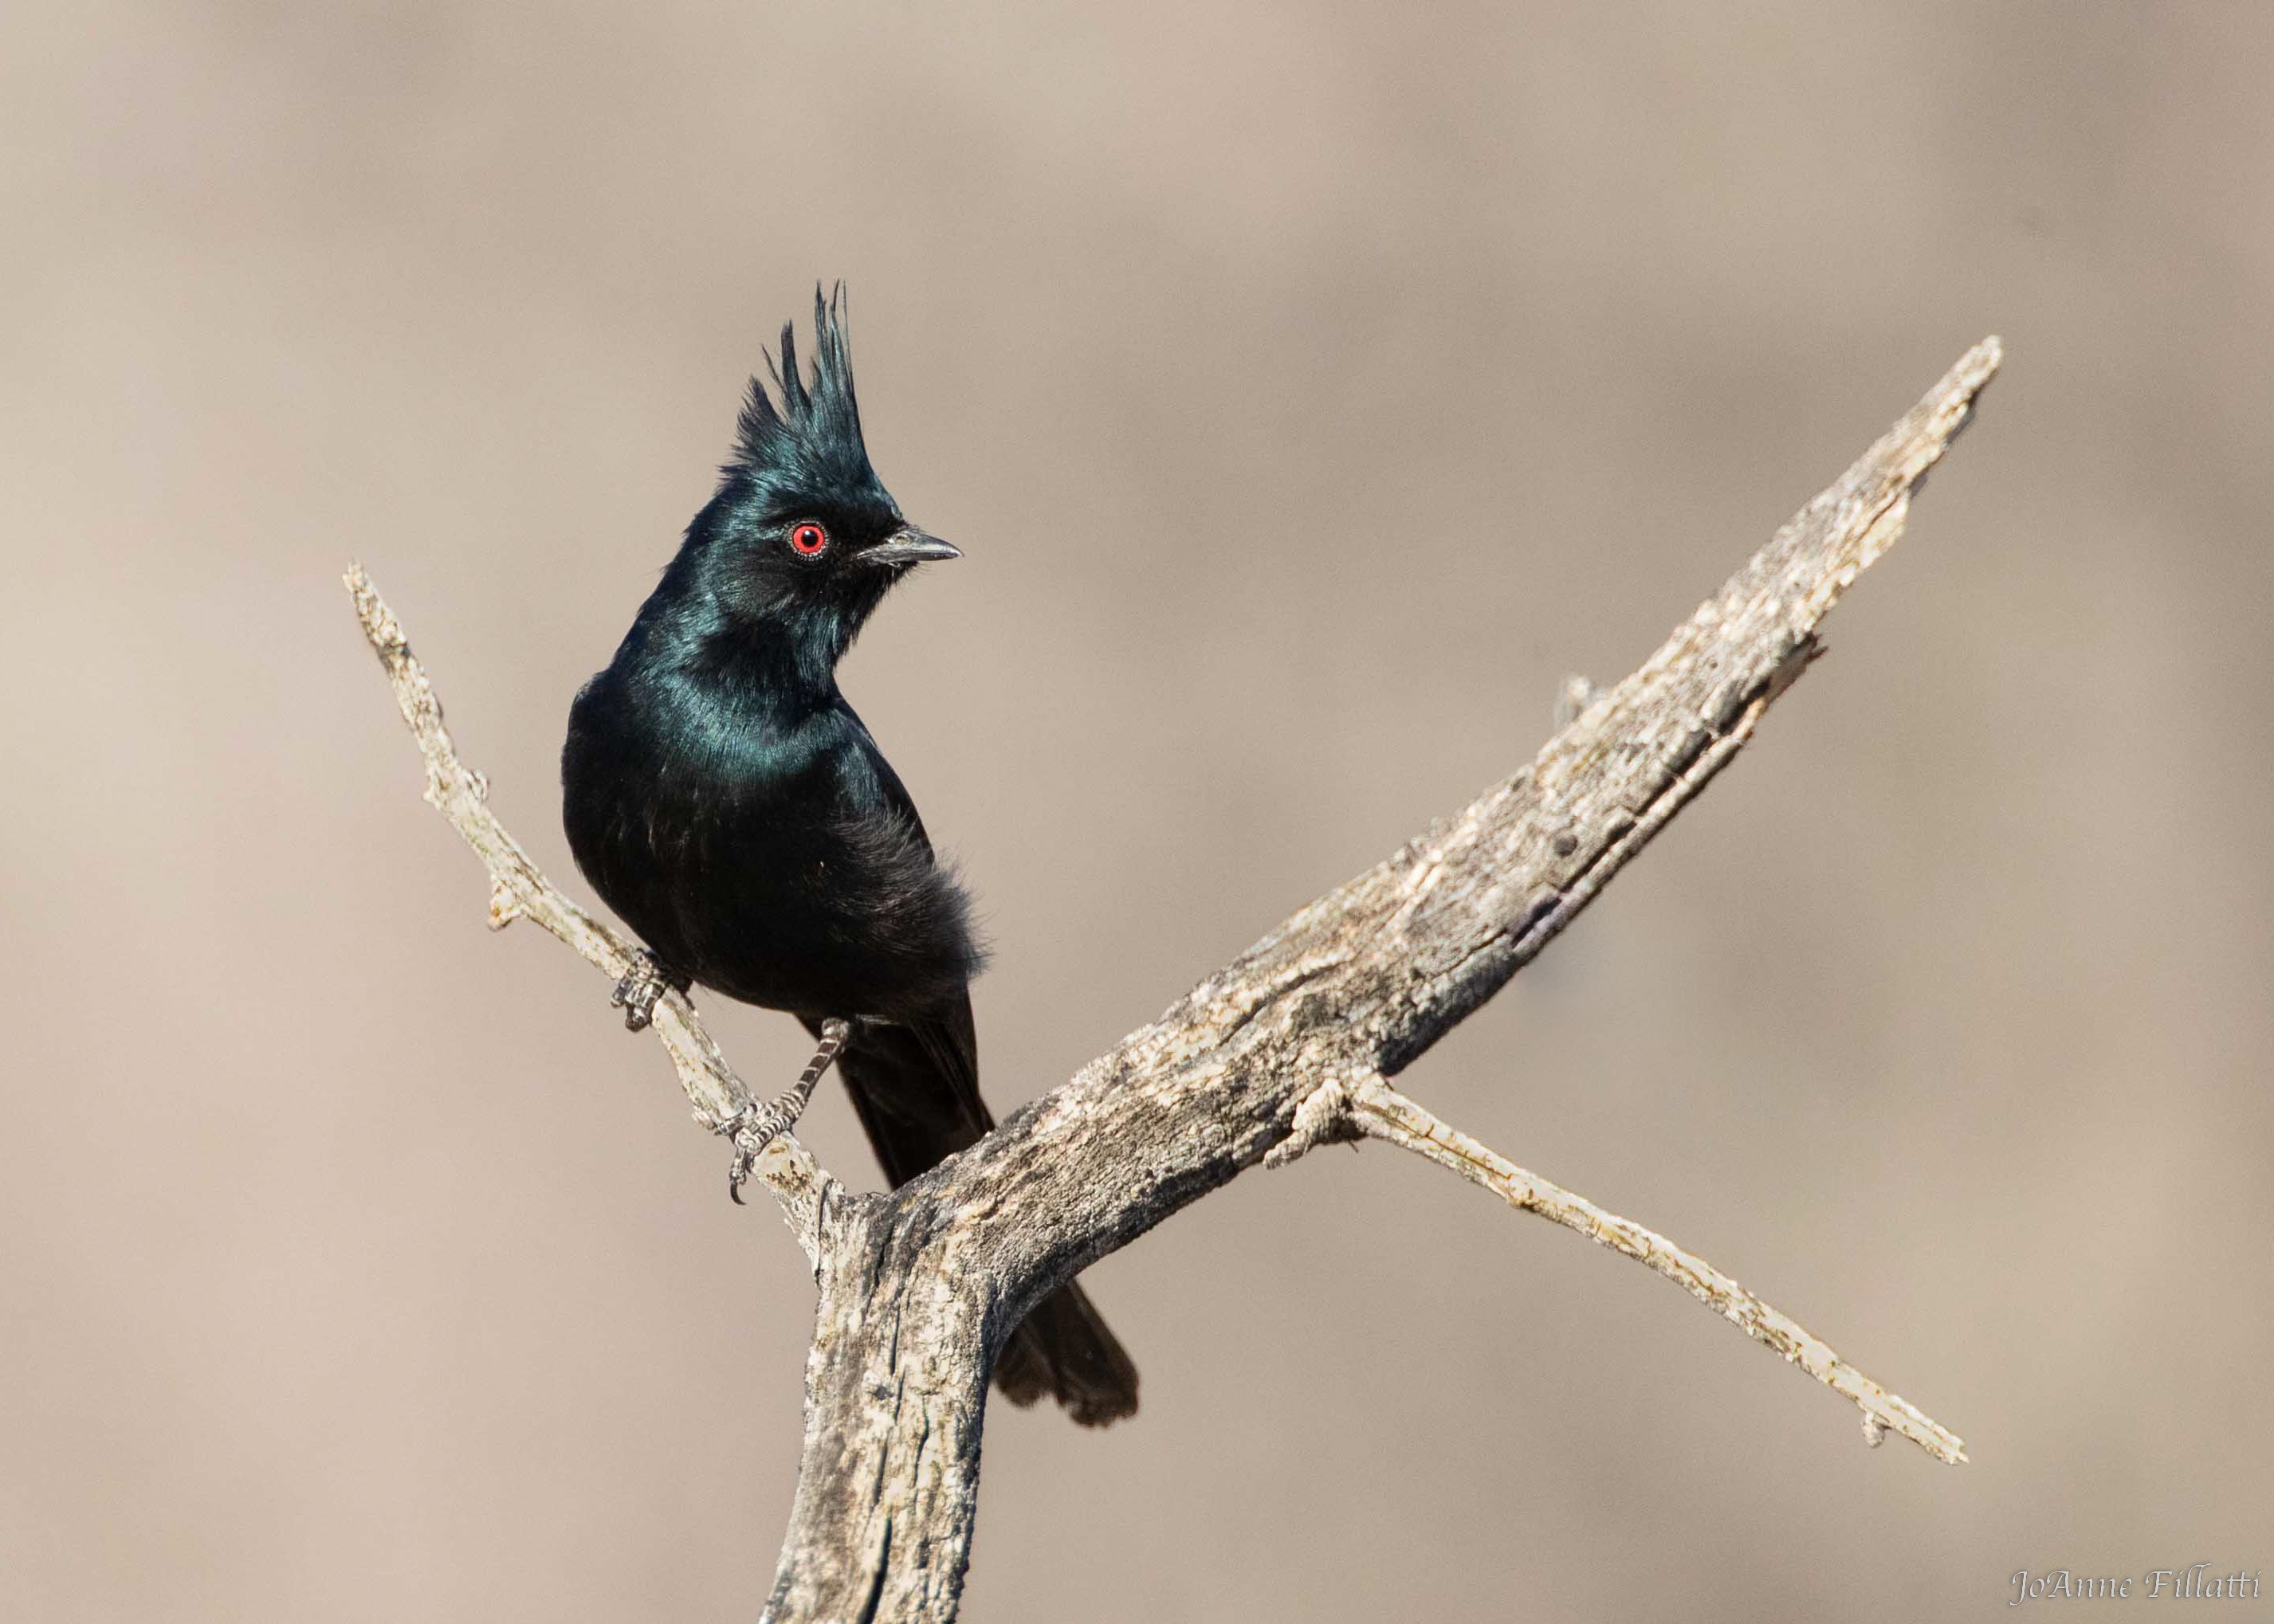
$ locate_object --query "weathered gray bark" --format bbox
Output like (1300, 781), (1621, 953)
(352, 338), (1995, 1623)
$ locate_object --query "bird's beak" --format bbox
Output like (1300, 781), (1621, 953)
(862, 528), (962, 569)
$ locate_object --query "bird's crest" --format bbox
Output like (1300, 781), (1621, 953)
(730, 284), (875, 492)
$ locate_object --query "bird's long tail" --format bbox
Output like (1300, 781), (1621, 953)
(816, 1010), (1141, 1426)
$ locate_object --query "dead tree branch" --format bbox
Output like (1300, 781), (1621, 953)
(349, 336), (1996, 1622)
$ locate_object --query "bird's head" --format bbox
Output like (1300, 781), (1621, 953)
(678, 285), (958, 669)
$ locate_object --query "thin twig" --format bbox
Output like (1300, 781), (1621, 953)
(1347, 1077), (1966, 1463)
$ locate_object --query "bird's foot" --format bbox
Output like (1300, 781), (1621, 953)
(611, 950), (672, 1032)
(725, 1018), (853, 1204)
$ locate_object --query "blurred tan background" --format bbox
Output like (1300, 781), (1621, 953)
(5, 2), (2272, 1618)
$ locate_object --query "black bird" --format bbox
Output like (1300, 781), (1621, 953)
(561, 288), (1138, 1426)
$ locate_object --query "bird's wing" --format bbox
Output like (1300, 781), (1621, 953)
(850, 724), (934, 852)
(815, 703), (989, 1175)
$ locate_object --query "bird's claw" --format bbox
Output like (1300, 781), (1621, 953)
(611, 951), (670, 1032)
(723, 1095), (803, 1204)
(721, 1018), (853, 1204)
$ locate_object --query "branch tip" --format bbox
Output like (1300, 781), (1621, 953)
(1347, 1080), (1967, 1466)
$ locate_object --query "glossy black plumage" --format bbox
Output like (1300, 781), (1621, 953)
(562, 288), (1137, 1426)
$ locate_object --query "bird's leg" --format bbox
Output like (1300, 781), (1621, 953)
(726, 1017), (852, 1204)
(610, 949), (677, 1032)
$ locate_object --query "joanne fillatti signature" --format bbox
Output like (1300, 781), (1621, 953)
(2011, 1566), (2263, 1605)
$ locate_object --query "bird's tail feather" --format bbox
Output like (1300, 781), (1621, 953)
(821, 1009), (1141, 1426)
(995, 1279), (1141, 1426)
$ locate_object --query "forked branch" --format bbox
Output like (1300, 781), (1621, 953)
(350, 337), (1995, 1622)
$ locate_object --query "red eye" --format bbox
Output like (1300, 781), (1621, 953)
(788, 522), (829, 556)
